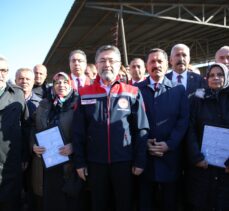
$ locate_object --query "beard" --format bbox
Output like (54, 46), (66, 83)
(100, 70), (115, 82)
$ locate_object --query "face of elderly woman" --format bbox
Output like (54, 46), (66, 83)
(53, 75), (71, 97)
(208, 66), (225, 90)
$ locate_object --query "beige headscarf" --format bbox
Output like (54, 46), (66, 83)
(207, 63), (229, 90)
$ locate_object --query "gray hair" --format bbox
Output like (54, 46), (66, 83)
(33, 64), (47, 74)
(69, 49), (87, 62)
(95, 45), (121, 62)
(0, 56), (9, 71)
(16, 68), (35, 79)
(215, 46), (229, 59)
(170, 43), (190, 57)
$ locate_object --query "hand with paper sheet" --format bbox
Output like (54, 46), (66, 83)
(30, 72), (81, 211)
(35, 126), (69, 168)
(201, 125), (229, 168)
(186, 63), (229, 210)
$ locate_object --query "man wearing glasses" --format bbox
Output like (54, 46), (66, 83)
(72, 45), (149, 211)
(69, 49), (92, 91)
(0, 56), (29, 211)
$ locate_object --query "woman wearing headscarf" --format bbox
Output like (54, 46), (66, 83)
(186, 63), (229, 210)
(31, 72), (79, 211)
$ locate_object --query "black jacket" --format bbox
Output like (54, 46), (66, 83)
(186, 87), (229, 209)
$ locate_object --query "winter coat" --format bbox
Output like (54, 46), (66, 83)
(0, 83), (28, 201)
(73, 77), (149, 169)
(137, 76), (189, 182)
(30, 90), (78, 211)
(186, 63), (229, 210)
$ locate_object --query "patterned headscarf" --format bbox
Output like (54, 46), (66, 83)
(52, 72), (72, 107)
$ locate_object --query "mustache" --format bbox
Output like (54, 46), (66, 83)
(151, 68), (162, 72)
(176, 60), (186, 65)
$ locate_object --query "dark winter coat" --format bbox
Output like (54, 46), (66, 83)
(137, 76), (189, 182)
(186, 63), (229, 210)
(0, 83), (28, 201)
(72, 77), (149, 170)
(31, 90), (78, 211)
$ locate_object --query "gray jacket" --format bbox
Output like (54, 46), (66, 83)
(0, 83), (28, 201)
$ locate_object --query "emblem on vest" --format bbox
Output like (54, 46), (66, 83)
(117, 97), (129, 111)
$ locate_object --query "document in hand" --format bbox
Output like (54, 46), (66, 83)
(35, 126), (69, 168)
(201, 125), (229, 168)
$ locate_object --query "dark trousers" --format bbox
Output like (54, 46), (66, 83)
(88, 162), (133, 211)
(30, 194), (43, 211)
(139, 175), (178, 211)
(0, 198), (21, 211)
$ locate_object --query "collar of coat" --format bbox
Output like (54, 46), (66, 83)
(141, 76), (176, 89)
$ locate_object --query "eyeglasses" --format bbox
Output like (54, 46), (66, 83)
(0, 69), (8, 74)
(97, 59), (120, 65)
(70, 59), (86, 63)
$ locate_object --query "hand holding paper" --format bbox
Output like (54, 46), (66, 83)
(35, 126), (69, 168)
(33, 144), (46, 155)
(59, 143), (73, 156)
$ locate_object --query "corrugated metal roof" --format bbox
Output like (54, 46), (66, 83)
(44, 0), (229, 79)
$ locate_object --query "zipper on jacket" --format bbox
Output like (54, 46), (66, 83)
(107, 94), (111, 163)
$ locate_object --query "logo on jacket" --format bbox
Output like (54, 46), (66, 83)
(81, 99), (97, 105)
(117, 98), (129, 111)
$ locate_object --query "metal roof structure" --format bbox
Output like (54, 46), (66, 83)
(44, 0), (229, 78)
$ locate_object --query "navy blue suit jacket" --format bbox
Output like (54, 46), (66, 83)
(137, 76), (189, 182)
(166, 71), (205, 98)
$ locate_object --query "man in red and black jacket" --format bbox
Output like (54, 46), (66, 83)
(72, 45), (149, 211)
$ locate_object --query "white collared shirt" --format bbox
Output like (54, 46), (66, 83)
(131, 79), (138, 85)
(131, 78), (145, 84)
(71, 73), (86, 87)
(25, 93), (32, 102)
(100, 79), (111, 95)
(149, 77), (164, 87)
(171, 70), (187, 89)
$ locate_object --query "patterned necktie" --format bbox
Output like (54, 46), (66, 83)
(177, 75), (182, 83)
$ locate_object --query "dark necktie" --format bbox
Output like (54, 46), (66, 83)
(154, 83), (159, 92)
(76, 78), (82, 88)
(177, 75), (182, 83)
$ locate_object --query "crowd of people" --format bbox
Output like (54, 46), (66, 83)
(0, 44), (229, 211)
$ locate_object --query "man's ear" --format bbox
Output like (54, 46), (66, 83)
(169, 56), (172, 66)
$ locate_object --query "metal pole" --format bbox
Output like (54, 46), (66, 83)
(120, 6), (128, 66)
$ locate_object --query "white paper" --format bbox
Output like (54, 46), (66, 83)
(35, 126), (69, 168)
(201, 125), (229, 168)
